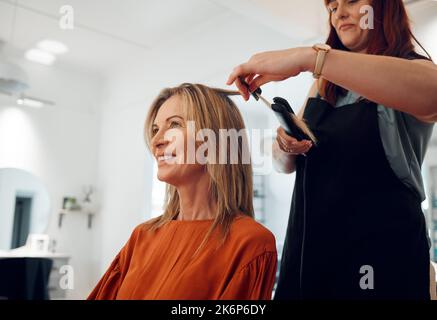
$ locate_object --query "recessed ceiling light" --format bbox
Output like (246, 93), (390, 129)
(25, 49), (56, 66)
(37, 40), (69, 55)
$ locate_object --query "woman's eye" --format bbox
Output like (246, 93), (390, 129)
(152, 128), (159, 136)
(329, 0), (357, 13)
(169, 121), (182, 128)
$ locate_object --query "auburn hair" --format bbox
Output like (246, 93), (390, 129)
(322, 0), (432, 105)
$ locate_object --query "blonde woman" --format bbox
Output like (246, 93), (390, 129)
(88, 83), (277, 300)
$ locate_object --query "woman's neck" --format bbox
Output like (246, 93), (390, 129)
(176, 173), (217, 221)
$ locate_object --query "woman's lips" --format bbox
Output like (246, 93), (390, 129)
(157, 154), (178, 165)
(339, 24), (355, 31)
(158, 155), (175, 161)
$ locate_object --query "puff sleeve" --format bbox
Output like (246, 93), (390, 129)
(87, 225), (142, 300)
(219, 251), (277, 300)
(87, 252), (123, 300)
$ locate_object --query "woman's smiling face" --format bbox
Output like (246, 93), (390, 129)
(150, 95), (205, 187)
(327, 0), (372, 53)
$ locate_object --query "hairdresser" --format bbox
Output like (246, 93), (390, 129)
(227, 0), (437, 299)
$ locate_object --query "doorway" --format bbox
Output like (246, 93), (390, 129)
(11, 196), (32, 249)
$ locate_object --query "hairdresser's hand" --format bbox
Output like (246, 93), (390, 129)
(226, 47), (315, 101)
(276, 127), (313, 155)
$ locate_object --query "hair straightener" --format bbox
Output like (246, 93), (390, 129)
(239, 78), (317, 145)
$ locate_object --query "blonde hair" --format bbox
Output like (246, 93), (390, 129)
(144, 83), (254, 251)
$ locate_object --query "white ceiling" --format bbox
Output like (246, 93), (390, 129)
(210, 0), (328, 42)
(6, 0), (228, 48)
(0, 0), (330, 74)
(0, 0), (436, 76)
(0, 0), (230, 73)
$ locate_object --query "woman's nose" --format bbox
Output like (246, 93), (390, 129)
(335, 4), (349, 20)
(155, 138), (167, 149)
(152, 130), (169, 152)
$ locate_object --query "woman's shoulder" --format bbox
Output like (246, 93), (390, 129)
(125, 218), (163, 242)
(129, 214), (276, 251)
(230, 215), (276, 251)
(377, 104), (434, 129)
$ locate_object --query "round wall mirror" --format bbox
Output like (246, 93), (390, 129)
(0, 168), (51, 250)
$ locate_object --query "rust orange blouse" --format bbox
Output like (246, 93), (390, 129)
(88, 215), (277, 300)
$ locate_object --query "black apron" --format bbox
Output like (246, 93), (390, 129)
(274, 97), (430, 299)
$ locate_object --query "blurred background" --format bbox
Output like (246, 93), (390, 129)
(0, 0), (436, 299)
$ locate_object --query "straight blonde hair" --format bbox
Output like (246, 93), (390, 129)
(144, 83), (254, 251)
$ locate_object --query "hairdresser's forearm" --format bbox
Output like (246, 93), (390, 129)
(304, 48), (437, 120)
(272, 140), (296, 174)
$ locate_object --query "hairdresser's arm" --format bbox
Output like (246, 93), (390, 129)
(315, 49), (437, 122)
(272, 81), (317, 174)
(227, 47), (437, 123)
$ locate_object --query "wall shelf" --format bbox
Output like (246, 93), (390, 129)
(58, 209), (94, 229)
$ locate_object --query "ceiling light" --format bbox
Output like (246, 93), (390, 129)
(16, 97), (44, 108)
(37, 40), (69, 55)
(25, 49), (56, 66)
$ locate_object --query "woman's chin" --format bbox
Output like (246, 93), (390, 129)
(339, 35), (368, 53)
(340, 38), (355, 49)
(156, 170), (178, 186)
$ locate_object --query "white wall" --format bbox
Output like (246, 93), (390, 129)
(92, 99), (153, 285)
(0, 58), (103, 299)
